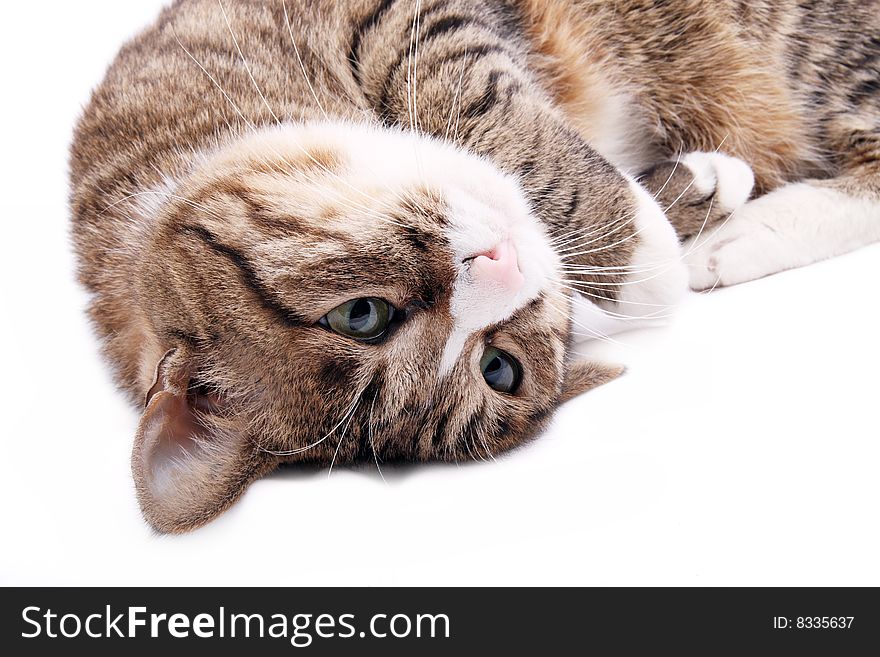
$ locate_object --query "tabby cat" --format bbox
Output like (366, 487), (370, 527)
(71, 0), (880, 532)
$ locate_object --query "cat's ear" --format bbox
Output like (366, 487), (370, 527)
(560, 361), (625, 403)
(132, 348), (266, 533)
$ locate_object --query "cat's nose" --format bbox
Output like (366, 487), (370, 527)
(470, 240), (524, 291)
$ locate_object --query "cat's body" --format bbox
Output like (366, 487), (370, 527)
(71, 0), (880, 531)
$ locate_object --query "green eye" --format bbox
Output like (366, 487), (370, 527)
(323, 298), (393, 341)
(480, 347), (522, 394)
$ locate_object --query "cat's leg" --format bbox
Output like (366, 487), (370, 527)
(638, 152), (755, 240)
(559, 151), (758, 341)
(683, 130), (880, 290)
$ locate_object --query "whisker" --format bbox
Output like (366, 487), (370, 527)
(444, 47), (468, 143)
(217, 0), (282, 125)
(543, 289), (632, 347)
(281, 0), (330, 122)
(328, 397), (361, 478)
(478, 438), (496, 462)
(259, 385), (364, 457)
(559, 281), (676, 310)
(368, 390), (387, 484)
(175, 26), (419, 229)
(647, 144), (684, 201)
(412, 0), (424, 135)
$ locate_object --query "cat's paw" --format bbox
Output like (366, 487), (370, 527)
(682, 188), (801, 290)
(683, 223), (780, 290)
(646, 152), (756, 240)
(680, 152), (755, 214)
(684, 182), (880, 290)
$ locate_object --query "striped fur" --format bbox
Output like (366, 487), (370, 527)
(71, 0), (880, 531)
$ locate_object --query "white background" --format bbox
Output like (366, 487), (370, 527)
(1, 1), (878, 586)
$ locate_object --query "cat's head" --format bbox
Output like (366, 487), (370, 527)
(132, 124), (621, 532)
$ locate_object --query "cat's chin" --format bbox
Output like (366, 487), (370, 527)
(570, 178), (688, 341)
(621, 178), (689, 311)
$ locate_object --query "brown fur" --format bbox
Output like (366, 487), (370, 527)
(71, 0), (880, 531)
(521, 0), (819, 192)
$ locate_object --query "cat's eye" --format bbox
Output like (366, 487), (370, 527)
(480, 347), (522, 394)
(322, 297), (393, 341)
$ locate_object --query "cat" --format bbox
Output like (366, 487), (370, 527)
(70, 0), (880, 532)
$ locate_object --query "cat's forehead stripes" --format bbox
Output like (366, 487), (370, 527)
(204, 129), (347, 177)
(173, 222), (308, 329)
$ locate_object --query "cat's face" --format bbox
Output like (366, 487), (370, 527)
(132, 124), (621, 532)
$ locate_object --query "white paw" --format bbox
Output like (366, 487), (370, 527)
(683, 181), (880, 291)
(681, 152), (755, 212)
(683, 221), (781, 290)
(682, 184), (812, 290)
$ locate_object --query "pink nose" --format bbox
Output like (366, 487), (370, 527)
(470, 240), (525, 291)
